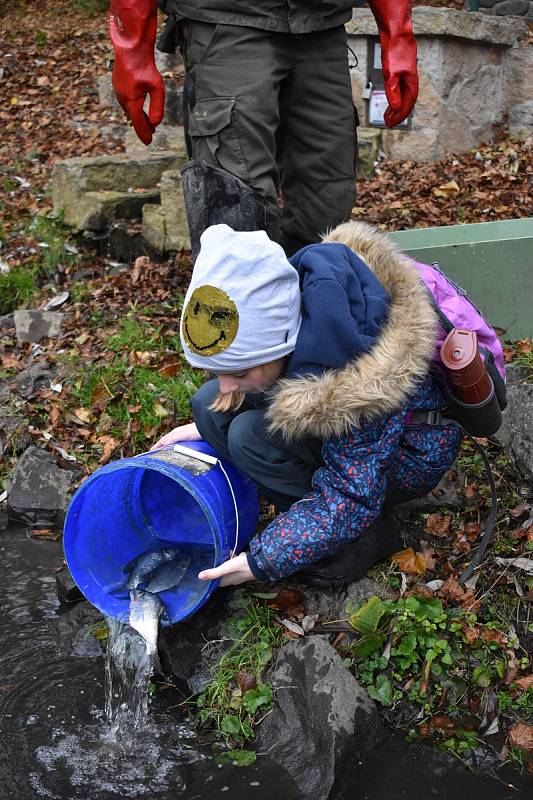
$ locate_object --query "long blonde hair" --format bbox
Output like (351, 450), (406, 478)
(208, 391), (246, 413)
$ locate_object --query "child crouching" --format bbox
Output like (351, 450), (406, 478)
(153, 222), (462, 586)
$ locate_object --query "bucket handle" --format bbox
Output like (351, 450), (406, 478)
(133, 444), (240, 558)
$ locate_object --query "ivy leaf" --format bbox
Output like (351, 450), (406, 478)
(243, 684), (273, 714)
(221, 715), (241, 736)
(222, 749), (257, 767)
(348, 596), (387, 636)
(367, 674), (393, 706)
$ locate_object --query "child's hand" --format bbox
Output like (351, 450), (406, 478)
(198, 552), (256, 587)
(150, 421), (202, 450)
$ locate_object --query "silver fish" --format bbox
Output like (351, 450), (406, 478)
(144, 556), (191, 593)
(124, 546), (184, 589)
(129, 588), (163, 655)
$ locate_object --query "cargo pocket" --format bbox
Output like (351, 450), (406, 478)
(188, 97), (248, 182)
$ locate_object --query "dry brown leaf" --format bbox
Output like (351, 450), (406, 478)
(131, 255), (150, 284)
(158, 362), (181, 379)
(426, 514), (452, 537)
(420, 540), (437, 569)
(508, 723), (533, 753)
(514, 675), (533, 692)
(237, 671), (257, 693)
(98, 436), (120, 465)
(391, 547), (426, 574)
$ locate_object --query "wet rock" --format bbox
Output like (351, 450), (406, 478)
(496, 365), (533, 482)
(56, 564), (85, 605)
(14, 310), (64, 343)
(48, 600), (104, 658)
(494, 0), (529, 13)
(257, 636), (384, 800)
(7, 446), (75, 527)
(158, 587), (236, 693)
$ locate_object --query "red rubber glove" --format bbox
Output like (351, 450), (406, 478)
(109, 0), (165, 145)
(367, 0), (418, 128)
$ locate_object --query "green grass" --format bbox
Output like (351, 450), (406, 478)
(28, 214), (78, 275)
(71, 314), (204, 449)
(195, 590), (285, 746)
(0, 267), (36, 314)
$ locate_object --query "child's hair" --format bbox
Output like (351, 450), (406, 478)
(209, 391), (246, 414)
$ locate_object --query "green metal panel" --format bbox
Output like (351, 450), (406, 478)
(388, 219), (533, 339)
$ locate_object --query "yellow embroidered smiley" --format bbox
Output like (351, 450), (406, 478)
(182, 285), (239, 356)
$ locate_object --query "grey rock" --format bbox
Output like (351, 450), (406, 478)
(346, 7), (526, 46)
(48, 601), (104, 658)
(52, 151), (185, 230)
(494, 0), (529, 14)
(0, 411), (30, 458)
(13, 360), (54, 398)
(508, 99), (533, 139)
(56, 565), (85, 605)
(357, 129), (382, 179)
(478, 0), (499, 7)
(0, 313), (15, 331)
(7, 446), (75, 527)
(142, 168), (191, 253)
(257, 637), (383, 800)
(495, 366), (533, 482)
(14, 310), (64, 343)
(158, 587), (239, 693)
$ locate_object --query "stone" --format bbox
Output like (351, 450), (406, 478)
(142, 205), (167, 254)
(7, 445), (76, 527)
(158, 587), (239, 694)
(75, 188), (160, 231)
(346, 7), (526, 46)
(479, 0), (499, 6)
(508, 100), (533, 139)
(14, 310), (64, 343)
(356, 129), (381, 178)
(56, 564), (85, 605)
(97, 74), (120, 110)
(0, 313), (15, 331)
(13, 360), (55, 398)
(0, 411), (30, 459)
(256, 637), (384, 800)
(142, 168), (191, 253)
(125, 124), (189, 156)
(52, 151), (185, 230)
(495, 365), (533, 483)
(494, 0), (529, 14)
(48, 601), (104, 658)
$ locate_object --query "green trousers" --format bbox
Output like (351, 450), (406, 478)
(182, 21), (358, 252)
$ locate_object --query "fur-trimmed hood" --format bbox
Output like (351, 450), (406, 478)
(265, 221), (438, 440)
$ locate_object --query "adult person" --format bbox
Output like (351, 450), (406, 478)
(109, 1), (418, 255)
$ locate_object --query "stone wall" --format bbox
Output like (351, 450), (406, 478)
(347, 6), (532, 161)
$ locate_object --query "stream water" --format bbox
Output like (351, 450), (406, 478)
(1, 516), (532, 800)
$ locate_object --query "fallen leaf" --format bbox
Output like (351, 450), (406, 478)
(514, 675), (533, 692)
(391, 547), (426, 574)
(508, 723), (533, 754)
(426, 514), (452, 537)
(131, 255), (150, 284)
(158, 362), (181, 379)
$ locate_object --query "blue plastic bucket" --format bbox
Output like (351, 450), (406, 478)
(63, 441), (259, 625)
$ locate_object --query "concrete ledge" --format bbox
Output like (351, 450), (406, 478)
(346, 7), (528, 46)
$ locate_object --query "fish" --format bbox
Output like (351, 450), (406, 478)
(124, 546), (185, 589)
(144, 555), (192, 593)
(129, 588), (164, 656)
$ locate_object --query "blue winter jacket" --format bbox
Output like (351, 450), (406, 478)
(246, 222), (462, 582)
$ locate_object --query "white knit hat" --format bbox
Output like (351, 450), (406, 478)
(180, 225), (301, 372)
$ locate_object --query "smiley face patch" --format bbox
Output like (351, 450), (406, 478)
(182, 285), (239, 356)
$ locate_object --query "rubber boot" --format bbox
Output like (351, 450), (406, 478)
(181, 160), (281, 259)
(295, 508), (401, 588)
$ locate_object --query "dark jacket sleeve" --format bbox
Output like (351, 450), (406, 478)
(247, 410), (407, 582)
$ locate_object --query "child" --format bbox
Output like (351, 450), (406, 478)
(152, 222), (462, 587)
